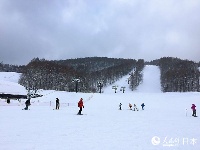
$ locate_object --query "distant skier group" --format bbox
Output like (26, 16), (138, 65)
(119, 102), (145, 111)
(119, 102), (198, 117)
(54, 97), (85, 115)
(21, 96), (197, 118)
(128, 103), (139, 111)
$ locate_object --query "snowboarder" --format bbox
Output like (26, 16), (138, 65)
(191, 104), (197, 117)
(77, 98), (84, 115)
(119, 103), (122, 110)
(56, 98), (60, 110)
(129, 103), (132, 110)
(141, 103), (145, 110)
(23, 98), (31, 110)
(133, 104), (139, 111)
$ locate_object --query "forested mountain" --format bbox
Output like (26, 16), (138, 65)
(158, 57), (199, 92)
(1, 57), (199, 93)
(18, 57), (142, 93)
(54, 57), (128, 73)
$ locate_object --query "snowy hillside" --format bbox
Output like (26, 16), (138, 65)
(136, 65), (161, 93)
(0, 66), (200, 150)
(0, 72), (26, 95)
(103, 65), (161, 94)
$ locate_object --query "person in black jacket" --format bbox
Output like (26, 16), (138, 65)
(119, 103), (122, 110)
(56, 98), (60, 110)
(7, 98), (10, 104)
(24, 98), (31, 110)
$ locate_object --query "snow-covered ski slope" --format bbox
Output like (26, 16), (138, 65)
(0, 72), (26, 95)
(103, 65), (161, 93)
(136, 65), (161, 93)
(0, 66), (200, 150)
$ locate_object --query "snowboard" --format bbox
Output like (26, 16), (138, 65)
(77, 113), (86, 115)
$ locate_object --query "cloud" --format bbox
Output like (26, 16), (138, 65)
(0, 0), (200, 65)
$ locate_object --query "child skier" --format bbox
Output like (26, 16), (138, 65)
(191, 104), (197, 117)
(141, 103), (145, 110)
(129, 103), (132, 110)
(119, 103), (122, 110)
(133, 104), (139, 111)
(77, 98), (84, 115)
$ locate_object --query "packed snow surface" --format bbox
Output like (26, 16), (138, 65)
(136, 65), (161, 93)
(0, 66), (200, 150)
(0, 72), (26, 95)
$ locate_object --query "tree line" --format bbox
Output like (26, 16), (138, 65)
(0, 62), (25, 73)
(2, 56), (199, 93)
(18, 57), (142, 93)
(129, 59), (145, 90)
(148, 57), (199, 92)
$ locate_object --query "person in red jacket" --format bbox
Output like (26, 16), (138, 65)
(77, 98), (84, 115)
(191, 104), (197, 117)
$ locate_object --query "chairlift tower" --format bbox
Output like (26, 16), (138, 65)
(112, 85), (118, 93)
(72, 79), (80, 93)
(120, 86), (126, 93)
(97, 81), (103, 93)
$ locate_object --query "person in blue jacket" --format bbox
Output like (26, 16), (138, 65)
(141, 103), (145, 110)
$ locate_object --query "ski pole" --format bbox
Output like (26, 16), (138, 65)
(185, 108), (187, 117)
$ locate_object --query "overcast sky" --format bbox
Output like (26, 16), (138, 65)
(0, 0), (200, 65)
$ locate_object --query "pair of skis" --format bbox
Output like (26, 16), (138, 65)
(185, 109), (198, 117)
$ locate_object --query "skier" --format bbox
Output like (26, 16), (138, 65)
(191, 104), (197, 117)
(56, 98), (60, 110)
(133, 104), (139, 111)
(23, 98), (31, 110)
(77, 98), (84, 115)
(129, 103), (132, 110)
(7, 98), (10, 104)
(141, 103), (145, 110)
(119, 103), (122, 110)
